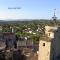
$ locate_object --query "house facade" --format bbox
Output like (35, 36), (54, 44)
(2, 32), (16, 49)
(17, 36), (33, 48)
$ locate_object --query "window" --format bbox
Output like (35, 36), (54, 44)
(43, 43), (45, 46)
(49, 33), (50, 36)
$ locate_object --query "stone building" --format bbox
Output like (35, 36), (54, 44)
(3, 32), (16, 49)
(17, 36), (33, 48)
(38, 25), (59, 60)
(53, 27), (60, 60)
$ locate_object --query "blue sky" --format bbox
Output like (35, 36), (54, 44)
(0, 0), (60, 20)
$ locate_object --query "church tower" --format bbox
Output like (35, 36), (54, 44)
(52, 9), (57, 25)
(38, 26), (57, 60)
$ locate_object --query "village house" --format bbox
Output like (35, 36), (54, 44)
(2, 32), (16, 49)
(0, 33), (6, 50)
(17, 36), (33, 49)
(23, 28), (33, 34)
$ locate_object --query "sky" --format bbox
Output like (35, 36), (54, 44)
(0, 0), (60, 20)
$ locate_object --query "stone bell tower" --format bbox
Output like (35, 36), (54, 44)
(38, 26), (57, 60)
